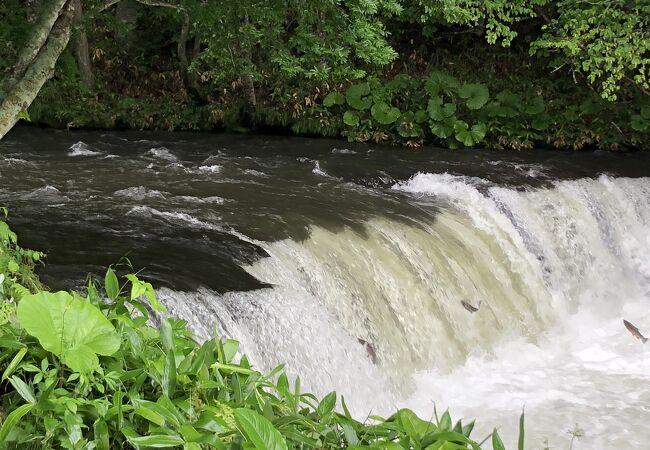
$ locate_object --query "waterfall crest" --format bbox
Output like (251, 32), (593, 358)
(161, 174), (650, 448)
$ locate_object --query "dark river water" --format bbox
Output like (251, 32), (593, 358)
(1, 126), (650, 449)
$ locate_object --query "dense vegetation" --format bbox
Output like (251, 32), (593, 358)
(0, 0), (648, 150)
(0, 215), (530, 449)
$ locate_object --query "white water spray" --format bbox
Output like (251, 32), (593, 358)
(161, 173), (650, 449)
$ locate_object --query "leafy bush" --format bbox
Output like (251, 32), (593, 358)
(0, 217), (525, 449)
(320, 70), (565, 149)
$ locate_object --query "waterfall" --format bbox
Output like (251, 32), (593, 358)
(160, 173), (650, 449)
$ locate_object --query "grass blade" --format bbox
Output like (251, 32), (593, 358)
(0, 404), (33, 443)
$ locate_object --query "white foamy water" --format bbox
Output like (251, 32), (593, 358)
(312, 160), (339, 179)
(22, 185), (70, 202)
(114, 186), (167, 200)
(197, 164), (223, 174)
(243, 169), (269, 177)
(332, 148), (358, 155)
(146, 147), (177, 161)
(126, 205), (221, 230)
(159, 173), (650, 449)
(174, 195), (225, 205)
(68, 141), (102, 157)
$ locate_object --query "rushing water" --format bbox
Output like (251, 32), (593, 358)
(2, 126), (650, 449)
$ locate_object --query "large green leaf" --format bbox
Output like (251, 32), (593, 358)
(458, 83), (489, 110)
(454, 121), (487, 146)
(104, 267), (119, 300)
(641, 106), (650, 120)
(429, 118), (455, 139)
(346, 83), (372, 110)
(524, 96), (545, 115)
(425, 71), (460, 97)
(234, 408), (288, 450)
(343, 110), (360, 127)
(17, 291), (121, 373)
(323, 92), (345, 107)
(397, 113), (422, 138)
(125, 434), (185, 447)
(428, 97), (456, 121)
(317, 391), (336, 417)
(631, 115), (648, 132)
(395, 408), (435, 440)
(371, 102), (401, 125)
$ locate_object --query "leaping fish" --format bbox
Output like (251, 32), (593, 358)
(357, 338), (378, 364)
(623, 319), (648, 343)
(461, 300), (481, 313)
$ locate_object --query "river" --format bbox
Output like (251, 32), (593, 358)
(2, 126), (649, 449)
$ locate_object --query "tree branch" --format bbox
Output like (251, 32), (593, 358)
(135, 0), (182, 10)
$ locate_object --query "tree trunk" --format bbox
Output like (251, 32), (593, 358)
(242, 72), (256, 114)
(0, 1), (75, 139)
(115, 0), (137, 45)
(3, 0), (69, 91)
(185, 34), (206, 101)
(178, 12), (189, 75)
(193, 34), (201, 59)
(71, 0), (94, 88)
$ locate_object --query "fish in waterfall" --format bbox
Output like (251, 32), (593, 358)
(357, 338), (378, 364)
(623, 320), (648, 343)
(461, 300), (481, 313)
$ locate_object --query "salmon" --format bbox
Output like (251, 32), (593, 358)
(461, 300), (481, 313)
(623, 319), (648, 343)
(357, 338), (378, 364)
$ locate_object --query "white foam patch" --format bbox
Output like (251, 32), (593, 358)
(332, 148), (357, 155)
(146, 147), (177, 161)
(174, 195), (225, 205)
(22, 185), (70, 202)
(68, 141), (101, 157)
(114, 186), (166, 200)
(312, 161), (338, 179)
(243, 169), (269, 177)
(125, 206), (221, 230)
(197, 165), (223, 174)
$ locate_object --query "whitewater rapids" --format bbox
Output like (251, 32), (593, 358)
(161, 173), (650, 449)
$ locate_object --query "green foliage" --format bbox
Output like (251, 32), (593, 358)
(411, 0), (549, 46)
(371, 102), (401, 125)
(0, 217), (528, 450)
(458, 84), (490, 110)
(531, 0), (650, 101)
(323, 92), (346, 107)
(323, 70), (530, 148)
(3, 0), (648, 150)
(17, 291), (121, 373)
(346, 83), (373, 110)
(454, 121), (487, 146)
(343, 110), (361, 126)
(234, 409), (288, 450)
(0, 212), (43, 300)
(630, 106), (650, 132)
